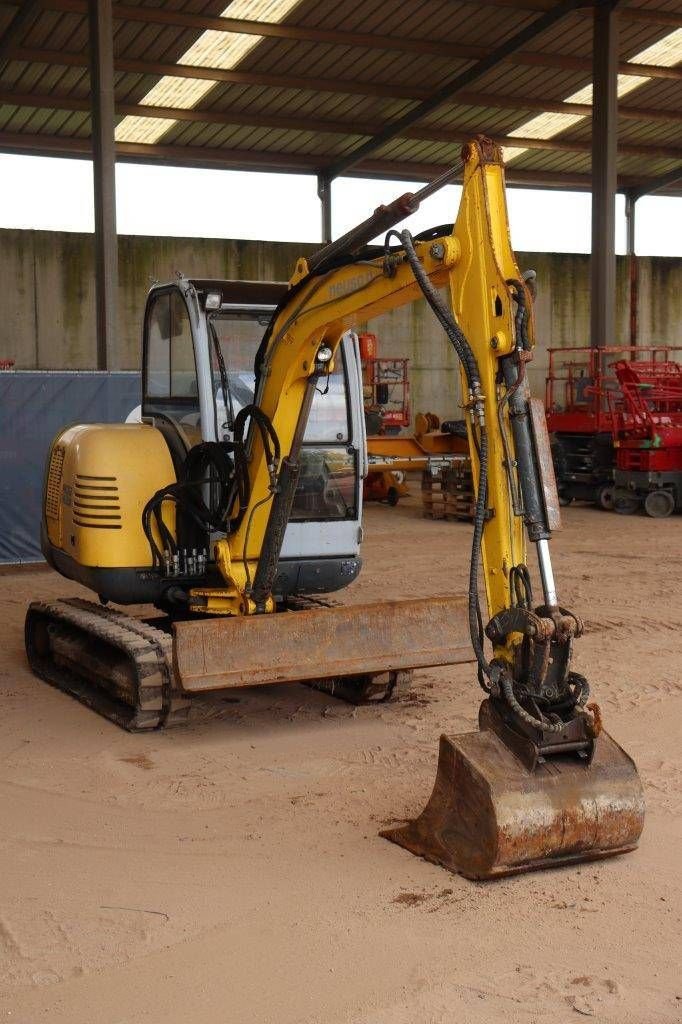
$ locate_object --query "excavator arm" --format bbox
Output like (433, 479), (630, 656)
(199, 141), (526, 615)
(193, 139), (573, 734)
(183, 137), (644, 878)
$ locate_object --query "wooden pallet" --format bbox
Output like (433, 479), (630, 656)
(444, 495), (474, 520)
(421, 469), (447, 519)
(446, 459), (474, 521)
(422, 499), (447, 519)
(422, 458), (475, 522)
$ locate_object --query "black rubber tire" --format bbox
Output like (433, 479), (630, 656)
(596, 484), (615, 511)
(644, 489), (675, 519)
(558, 491), (573, 507)
(387, 487), (399, 507)
(613, 493), (639, 515)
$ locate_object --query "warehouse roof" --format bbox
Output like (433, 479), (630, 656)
(0, 0), (680, 195)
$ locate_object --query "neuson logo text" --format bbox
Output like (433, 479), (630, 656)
(327, 274), (375, 299)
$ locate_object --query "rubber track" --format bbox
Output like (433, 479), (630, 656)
(25, 598), (190, 732)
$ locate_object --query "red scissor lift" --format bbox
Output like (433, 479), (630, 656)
(608, 358), (682, 518)
(545, 345), (681, 511)
(358, 332), (410, 434)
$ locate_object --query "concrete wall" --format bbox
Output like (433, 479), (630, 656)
(0, 231), (310, 373)
(1, 228), (681, 421)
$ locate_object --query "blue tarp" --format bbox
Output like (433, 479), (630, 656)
(0, 372), (141, 564)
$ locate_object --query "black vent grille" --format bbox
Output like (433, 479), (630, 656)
(73, 475), (122, 530)
(45, 446), (65, 520)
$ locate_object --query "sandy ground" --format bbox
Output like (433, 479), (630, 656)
(0, 497), (681, 1024)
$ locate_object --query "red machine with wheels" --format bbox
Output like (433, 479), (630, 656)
(546, 345), (681, 511)
(609, 359), (682, 518)
(359, 332), (410, 433)
(360, 332), (412, 505)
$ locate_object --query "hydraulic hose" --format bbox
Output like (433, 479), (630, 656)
(501, 675), (564, 733)
(468, 426), (493, 684)
(399, 230), (574, 733)
(142, 406), (280, 570)
(398, 228), (492, 685)
(506, 279), (531, 351)
(398, 230), (480, 389)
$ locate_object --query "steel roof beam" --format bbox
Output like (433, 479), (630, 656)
(40, 0), (493, 59)
(1, 130), (679, 196)
(36, 0), (682, 49)
(8, 40), (682, 87)
(590, 0), (619, 352)
(450, 92), (682, 125)
(6, 47), (425, 99)
(517, 52), (682, 80)
(2, 84), (679, 128)
(317, 174), (332, 244)
(446, 0), (555, 9)
(88, 0), (118, 371)
(625, 190), (638, 345)
(0, 1), (42, 61)
(449, 0), (681, 18)
(628, 164), (682, 201)
(470, 0), (682, 22)
(623, 7), (682, 27)
(2, 88), (681, 161)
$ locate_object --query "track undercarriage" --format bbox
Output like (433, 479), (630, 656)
(25, 599), (191, 730)
(25, 596), (467, 731)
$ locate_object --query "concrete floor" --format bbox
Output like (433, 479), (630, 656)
(0, 496), (680, 1023)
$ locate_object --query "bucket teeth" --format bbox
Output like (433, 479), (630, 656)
(381, 729), (645, 880)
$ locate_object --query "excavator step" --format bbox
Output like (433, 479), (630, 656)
(172, 595), (472, 693)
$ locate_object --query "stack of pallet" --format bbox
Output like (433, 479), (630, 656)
(443, 459), (475, 520)
(421, 458), (474, 521)
(421, 466), (447, 519)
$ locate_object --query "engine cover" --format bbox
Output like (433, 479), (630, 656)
(44, 422), (176, 570)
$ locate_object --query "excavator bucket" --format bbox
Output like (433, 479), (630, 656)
(382, 723), (645, 880)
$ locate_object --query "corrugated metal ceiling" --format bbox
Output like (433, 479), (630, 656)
(0, 0), (679, 194)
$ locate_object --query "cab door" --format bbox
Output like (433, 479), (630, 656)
(280, 331), (365, 561)
(141, 282), (212, 452)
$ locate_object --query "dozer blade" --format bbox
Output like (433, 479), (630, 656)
(381, 727), (645, 880)
(173, 595), (473, 692)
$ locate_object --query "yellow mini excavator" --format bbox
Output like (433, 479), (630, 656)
(26, 138), (644, 879)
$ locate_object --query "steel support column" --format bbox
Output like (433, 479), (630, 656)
(89, 0), (118, 370)
(590, 2), (619, 351)
(625, 191), (638, 347)
(318, 174), (332, 243)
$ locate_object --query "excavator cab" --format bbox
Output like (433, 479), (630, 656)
(42, 277), (366, 609)
(141, 278), (366, 602)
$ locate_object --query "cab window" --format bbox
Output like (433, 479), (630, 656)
(143, 289), (201, 447)
(146, 295), (171, 396)
(210, 312), (349, 442)
(169, 292), (196, 398)
(210, 311), (356, 520)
